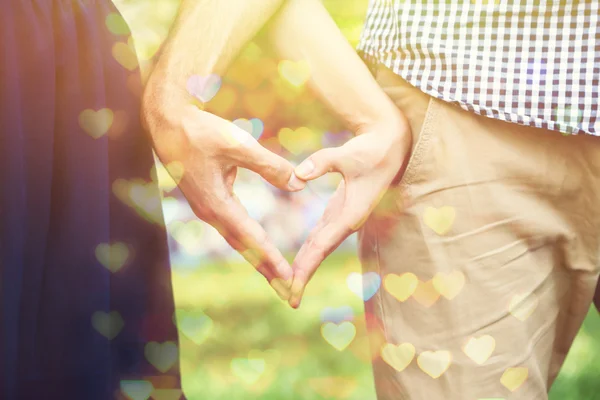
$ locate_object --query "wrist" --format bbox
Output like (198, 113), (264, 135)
(142, 74), (198, 161)
(354, 107), (410, 138)
(142, 68), (200, 127)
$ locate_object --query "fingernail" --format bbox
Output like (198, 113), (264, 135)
(287, 172), (306, 191)
(295, 160), (315, 179)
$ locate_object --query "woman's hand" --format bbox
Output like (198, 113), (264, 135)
(142, 84), (305, 300)
(288, 116), (412, 308)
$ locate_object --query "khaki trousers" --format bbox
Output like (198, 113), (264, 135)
(358, 65), (600, 400)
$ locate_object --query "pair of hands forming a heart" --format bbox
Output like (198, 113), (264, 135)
(143, 96), (411, 308)
(137, 0), (413, 309)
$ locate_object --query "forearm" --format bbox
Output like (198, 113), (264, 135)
(145, 0), (285, 108)
(267, 0), (406, 133)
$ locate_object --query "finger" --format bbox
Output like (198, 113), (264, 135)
(294, 147), (344, 181)
(210, 192), (294, 290)
(224, 124), (307, 192)
(288, 183), (347, 308)
(290, 182), (373, 307)
(289, 221), (350, 308)
(257, 263), (293, 301)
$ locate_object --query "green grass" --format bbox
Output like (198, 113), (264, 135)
(172, 251), (600, 400)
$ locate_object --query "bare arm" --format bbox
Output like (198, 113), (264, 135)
(145, 0), (286, 115)
(266, 0), (406, 133)
(264, 0), (412, 307)
(142, 0), (304, 299)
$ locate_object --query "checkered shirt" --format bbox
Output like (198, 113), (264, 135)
(357, 1), (600, 136)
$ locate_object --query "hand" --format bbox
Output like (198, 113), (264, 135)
(142, 87), (306, 300)
(288, 117), (412, 307)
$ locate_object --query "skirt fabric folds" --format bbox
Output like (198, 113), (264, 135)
(0, 1), (181, 399)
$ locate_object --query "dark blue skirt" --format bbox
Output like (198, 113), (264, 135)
(0, 1), (182, 398)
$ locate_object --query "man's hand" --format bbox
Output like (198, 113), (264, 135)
(142, 88), (305, 299)
(288, 118), (412, 307)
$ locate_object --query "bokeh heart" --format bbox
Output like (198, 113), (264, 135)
(144, 341), (179, 373)
(120, 380), (153, 400)
(186, 74), (221, 103)
(346, 272), (381, 301)
(320, 321), (356, 351)
(92, 310), (124, 340)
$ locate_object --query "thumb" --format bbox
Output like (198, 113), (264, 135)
(294, 147), (343, 181)
(237, 141), (307, 192)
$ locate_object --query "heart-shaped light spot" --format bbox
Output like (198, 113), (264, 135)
(509, 293), (539, 321)
(412, 279), (440, 307)
(384, 273), (418, 302)
(320, 306), (354, 324)
(500, 367), (528, 392)
(95, 242), (130, 273)
(129, 182), (162, 221)
(423, 206), (456, 235)
(278, 59), (311, 87)
(174, 309), (213, 346)
(112, 41), (139, 71)
(113, 178), (164, 225)
(321, 321), (356, 351)
(381, 342), (416, 372)
(219, 121), (256, 147)
(79, 108), (114, 139)
(417, 350), (452, 379)
(144, 341), (179, 373)
(169, 220), (204, 253)
(230, 358), (266, 385)
(232, 118), (253, 135)
(133, 30), (163, 61)
(346, 272), (381, 301)
(249, 118), (264, 139)
(92, 310), (124, 340)
(120, 380), (153, 400)
(105, 12), (130, 35)
(153, 161), (185, 193)
(278, 127), (321, 155)
(432, 270), (465, 300)
(186, 74), (221, 103)
(233, 118), (264, 141)
(463, 335), (495, 365)
(150, 389), (183, 400)
(161, 197), (182, 224)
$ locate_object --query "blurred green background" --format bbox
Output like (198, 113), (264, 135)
(112, 1), (600, 399)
